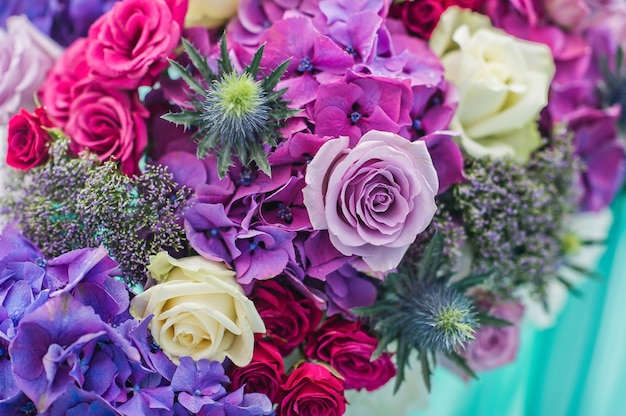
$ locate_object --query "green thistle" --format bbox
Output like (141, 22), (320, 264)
(357, 233), (487, 392)
(163, 38), (299, 178)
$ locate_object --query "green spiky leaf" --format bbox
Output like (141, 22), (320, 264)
(181, 38), (215, 81)
(475, 313), (513, 328)
(167, 58), (206, 96)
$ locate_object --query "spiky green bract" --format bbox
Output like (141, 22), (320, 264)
(445, 133), (581, 299)
(357, 233), (481, 393)
(599, 46), (626, 130)
(1, 136), (190, 285)
(163, 38), (299, 178)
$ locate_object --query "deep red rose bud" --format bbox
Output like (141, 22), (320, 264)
(278, 362), (346, 416)
(251, 279), (322, 355)
(6, 108), (54, 170)
(392, 0), (446, 39)
(305, 316), (396, 391)
(228, 340), (285, 403)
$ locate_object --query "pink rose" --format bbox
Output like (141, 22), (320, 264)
(463, 302), (524, 372)
(39, 38), (90, 127)
(0, 16), (62, 123)
(65, 83), (148, 175)
(86, 0), (183, 89)
(304, 316), (396, 391)
(303, 130), (439, 272)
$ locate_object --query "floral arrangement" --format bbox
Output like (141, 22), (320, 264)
(0, 0), (625, 415)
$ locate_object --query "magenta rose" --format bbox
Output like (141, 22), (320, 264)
(278, 362), (346, 416)
(303, 130), (439, 272)
(228, 339), (285, 402)
(462, 302), (524, 372)
(86, 0), (183, 89)
(304, 316), (396, 391)
(39, 38), (90, 127)
(6, 108), (54, 170)
(251, 279), (322, 355)
(65, 83), (149, 175)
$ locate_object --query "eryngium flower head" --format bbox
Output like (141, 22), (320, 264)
(163, 38), (299, 178)
(401, 283), (476, 352)
(357, 233), (479, 392)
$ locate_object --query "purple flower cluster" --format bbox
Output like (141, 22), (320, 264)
(0, 0), (118, 46)
(153, 0), (464, 314)
(0, 226), (272, 415)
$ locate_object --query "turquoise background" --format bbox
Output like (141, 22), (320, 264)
(414, 191), (626, 416)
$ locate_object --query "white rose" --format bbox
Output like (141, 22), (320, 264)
(185, 0), (241, 28)
(0, 16), (62, 124)
(430, 7), (555, 162)
(130, 252), (266, 367)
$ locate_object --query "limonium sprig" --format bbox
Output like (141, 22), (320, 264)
(1, 131), (190, 285)
(357, 233), (483, 392)
(163, 38), (299, 178)
(449, 133), (581, 298)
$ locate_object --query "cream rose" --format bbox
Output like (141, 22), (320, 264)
(185, 0), (241, 28)
(130, 252), (265, 367)
(430, 7), (555, 162)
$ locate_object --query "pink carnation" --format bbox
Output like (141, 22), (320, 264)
(86, 0), (184, 89)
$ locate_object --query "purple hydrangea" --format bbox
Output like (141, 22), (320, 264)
(0, 0), (118, 46)
(9, 294), (135, 413)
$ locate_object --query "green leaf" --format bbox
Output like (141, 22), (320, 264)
(556, 276), (583, 297)
(161, 111), (201, 128)
(476, 313), (513, 328)
(419, 350), (432, 392)
(262, 58), (290, 91)
(219, 38), (233, 75)
(182, 38), (215, 81)
(167, 59), (206, 96)
(245, 44), (264, 78)
(249, 141), (272, 177)
(445, 351), (478, 381)
(217, 146), (233, 179)
(418, 232), (444, 282)
(450, 271), (493, 293)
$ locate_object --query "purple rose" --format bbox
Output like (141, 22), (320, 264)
(462, 302), (524, 372)
(303, 130), (439, 272)
(0, 15), (62, 123)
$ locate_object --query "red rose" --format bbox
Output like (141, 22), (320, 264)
(39, 38), (90, 127)
(251, 279), (322, 355)
(278, 362), (346, 416)
(65, 83), (148, 175)
(228, 339), (285, 402)
(6, 108), (54, 170)
(305, 316), (396, 391)
(392, 0), (445, 39)
(446, 0), (484, 11)
(86, 0), (183, 89)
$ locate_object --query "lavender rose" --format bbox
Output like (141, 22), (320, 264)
(0, 15), (62, 123)
(303, 130), (439, 272)
(462, 302), (524, 372)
